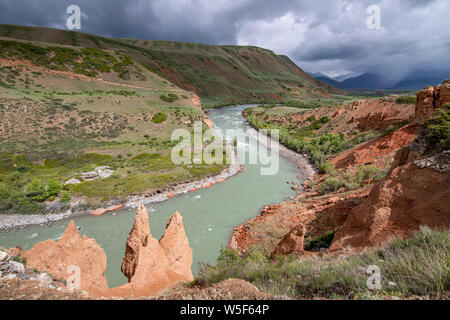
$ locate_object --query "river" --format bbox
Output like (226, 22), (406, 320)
(0, 105), (303, 288)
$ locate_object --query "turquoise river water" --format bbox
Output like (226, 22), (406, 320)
(0, 105), (302, 288)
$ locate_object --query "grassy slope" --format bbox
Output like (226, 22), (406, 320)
(198, 227), (449, 299)
(0, 24), (342, 107)
(0, 37), (226, 214)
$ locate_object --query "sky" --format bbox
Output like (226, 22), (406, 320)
(0, 0), (449, 84)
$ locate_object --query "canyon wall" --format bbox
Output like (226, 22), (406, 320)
(415, 80), (450, 123)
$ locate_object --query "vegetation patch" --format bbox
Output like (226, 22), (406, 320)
(424, 104), (450, 151)
(151, 112), (167, 123)
(395, 95), (417, 104)
(159, 93), (178, 103)
(0, 39), (136, 78)
(198, 228), (450, 299)
(304, 230), (336, 252)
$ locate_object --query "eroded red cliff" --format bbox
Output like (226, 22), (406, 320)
(22, 221), (108, 294)
(415, 80), (450, 123)
(19, 204), (193, 299)
(108, 205), (193, 298)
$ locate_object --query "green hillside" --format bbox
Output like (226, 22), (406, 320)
(0, 24), (342, 107)
(0, 35), (224, 214)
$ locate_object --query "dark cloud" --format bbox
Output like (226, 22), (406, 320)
(0, 0), (449, 83)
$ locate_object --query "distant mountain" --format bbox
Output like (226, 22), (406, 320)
(392, 74), (450, 90)
(339, 73), (387, 89)
(314, 76), (344, 89)
(310, 71), (450, 90)
(332, 73), (361, 82)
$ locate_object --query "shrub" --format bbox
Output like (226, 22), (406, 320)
(424, 105), (450, 151)
(354, 165), (381, 184)
(395, 95), (417, 104)
(306, 115), (316, 122)
(319, 177), (347, 193)
(151, 112), (167, 124)
(319, 116), (331, 124)
(319, 161), (335, 174)
(26, 178), (46, 201)
(60, 190), (71, 203)
(304, 230), (336, 251)
(159, 93), (178, 103)
(46, 179), (62, 201)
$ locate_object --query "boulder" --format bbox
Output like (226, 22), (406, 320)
(91, 204), (124, 217)
(35, 272), (53, 285)
(271, 224), (306, 257)
(8, 261), (24, 274)
(95, 166), (114, 179)
(64, 178), (81, 186)
(0, 251), (8, 262)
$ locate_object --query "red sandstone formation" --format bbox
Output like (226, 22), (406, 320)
(331, 125), (419, 169)
(235, 81), (450, 257)
(91, 204), (124, 216)
(415, 80), (450, 123)
(230, 189), (370, 254)
(330, 147), (450, 252)
(350, 99), (414, 131)
(329, 82), (450, 252)
(108, 205), (193, 297)
(23, 221), (109, 294)
(271, 224), (306, 257)
(19, 204), (193, 299)
(192, 93), (202, 109)
(262, 97), (415, 137)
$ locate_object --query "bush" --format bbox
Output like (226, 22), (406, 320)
(304, 230), (336, 251)
(306, 115), (316, 122)
(25, 178), (62, 202)
(319, 116), (331, 124)
(395, 95), (417, 104)
(159, 93), (178, 103)
(46, 179), (62, 201)
(26, 178), (46, 201)
(151, 112), (167, 124)
(319, 177), (347, 193)
(60, 190), (71, 203)
(354, 165), (381, 184)
(424, 105), (450, 151)
(319, 161), (335, 174)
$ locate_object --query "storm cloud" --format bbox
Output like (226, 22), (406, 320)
(0, 0), (449, 83)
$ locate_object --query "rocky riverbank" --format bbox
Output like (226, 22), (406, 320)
(0, 150), (242, 230)
(243, 124), (315, 182)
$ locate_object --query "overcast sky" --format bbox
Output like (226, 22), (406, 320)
(0, 0), (449, 83)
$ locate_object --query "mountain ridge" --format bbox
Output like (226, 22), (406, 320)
(0, 24), (342, 107)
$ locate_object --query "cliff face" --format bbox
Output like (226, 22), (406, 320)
(111, 205), (193, 297)
(23, 221), (109, 293)
(330, 148), (450, 252)
(19, 205), (193, 298)
(258, 81), (450, 257)
(330, 82), (450, 252)
(415, 80), (450, 123)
